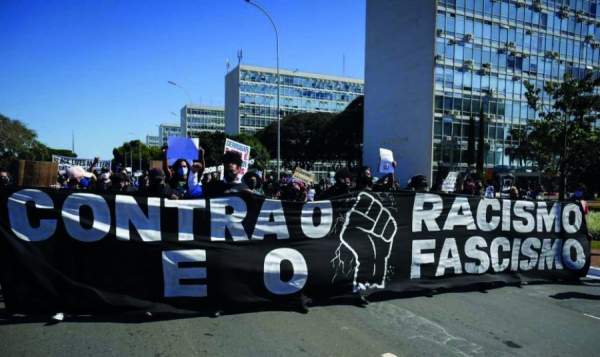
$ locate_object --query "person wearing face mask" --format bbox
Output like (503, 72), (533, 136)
(0, 169), (12, 187)
(161, 146), (191, 197)
(202, 151), (249, 197)
(96, 168), (113, 191)
(242, 170), (264, 196)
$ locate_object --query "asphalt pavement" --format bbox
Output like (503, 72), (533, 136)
(1, 277), (599, 357)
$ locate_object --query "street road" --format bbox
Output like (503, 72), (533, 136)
(1, 278), (599, 357)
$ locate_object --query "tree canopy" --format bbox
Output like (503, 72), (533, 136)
(254, 95), (365, 172)
(523, 71), (600, 199)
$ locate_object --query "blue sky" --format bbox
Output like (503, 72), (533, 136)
(0, 0), (366, 160)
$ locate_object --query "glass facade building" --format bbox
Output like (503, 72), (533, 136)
(364, 0), (600, 184)
(434, 0), (600, 168)
(157, 124), (181, 146)
(180, 105), (225, 137)
(225, 64), (364, 134)
(146, 135), (160, 148)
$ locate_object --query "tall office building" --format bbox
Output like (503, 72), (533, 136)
(157, 124), (181, 146)
(146, 135), (160, 148)
(225, 64), (364, 134)
(364, 0), (600, 185)
(180, 104), (225, 137)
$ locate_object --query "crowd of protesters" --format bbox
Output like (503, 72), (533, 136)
(0, 147), (590, 210)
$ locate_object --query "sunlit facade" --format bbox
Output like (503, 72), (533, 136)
(364, 0), (600, 184)
(157, 124), (181, 145)
(225, 64), (364, 134)
(180, 105), (225, 137)
(146, 135), (160, 148)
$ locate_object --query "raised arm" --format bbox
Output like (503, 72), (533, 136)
(161, 146), (173, 182)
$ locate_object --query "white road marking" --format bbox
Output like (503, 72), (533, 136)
(586, 275), (600, 280)
(382, 353), (398, 357)
(584, 314), (600, 320)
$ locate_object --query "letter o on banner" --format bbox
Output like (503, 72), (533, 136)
(8, 189), (56, 242)
(562, 204), (582, 234)
(300, 201), (332, 239)
(562, 238), (586, 270)
(62, 193), (111, 242)
(264, 248), (308, 295)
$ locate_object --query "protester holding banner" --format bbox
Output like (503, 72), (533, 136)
(353, 166), (374, 192)
(96, 167), (113, 191)
(320, 167), (352, 199)
(144, 168), (180, 200)
(202, 151), (249, 196)
(242, 170), (264, 196)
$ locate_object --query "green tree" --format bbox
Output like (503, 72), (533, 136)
(0, 114), (38, 168)
(112, 140), (162, 171)
(229, 132), (270, 170)
(255, 112), (333, 171)
(323, 96), (364, 170)
(524, 71), (600, 200)
(197, 131), (227, 167)
(48, 148), (77, 158)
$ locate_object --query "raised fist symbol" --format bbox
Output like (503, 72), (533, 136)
(336, 192), (397, 292)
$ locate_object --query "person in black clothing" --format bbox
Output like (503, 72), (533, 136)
(353, 166), (374, 192)
(108, 173), (129, 193)
(144, 168), (181, 200)
(406, 174), (429, 191)
(161, 146), (190, 197)
(0, 169), (13, 187)
(202, 151), (249, 196)
(320, 167), (352, 199)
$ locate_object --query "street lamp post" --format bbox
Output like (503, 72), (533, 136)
(167, 81), (193, 104)
(129, 133), (142, 171)
(245, 0), (280, 180)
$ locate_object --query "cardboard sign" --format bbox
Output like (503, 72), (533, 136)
(14, 160), (59, 187)
(292, 167), (314, 184)
(441, 171), (459, 192)
(379, 148), (394, 173)
(224, 139), (251, 177)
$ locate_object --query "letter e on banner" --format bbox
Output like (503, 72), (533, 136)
(162, 250), (207, 297)
(264, 248), (307, 294)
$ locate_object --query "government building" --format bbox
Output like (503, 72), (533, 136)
(225, 64), (364, 134)
(364, 0), (600, 185)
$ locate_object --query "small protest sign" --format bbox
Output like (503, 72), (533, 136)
(52, 155), (111, 174)
(167, 137), (199, 166)
(292, 167), (314, 184)
(224, 139), (251, 176)
(441, 172), (459, 192)
(379, 148), (394, 173)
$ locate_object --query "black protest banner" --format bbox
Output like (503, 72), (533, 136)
(0, 188), (590, 314)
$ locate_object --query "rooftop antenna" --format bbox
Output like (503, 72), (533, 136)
(72, 129), (75, 153)
(237, 50), (243, 65)
(226, 59), (230, 73)
(343, 53), (346, 77)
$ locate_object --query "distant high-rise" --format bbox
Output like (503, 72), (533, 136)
(146, 135), (160, 148)
(179, 105), (225, 137)
(225, 64), (364, 135)
(157, 123), (181, 146)
(364, 0), (600, 184)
